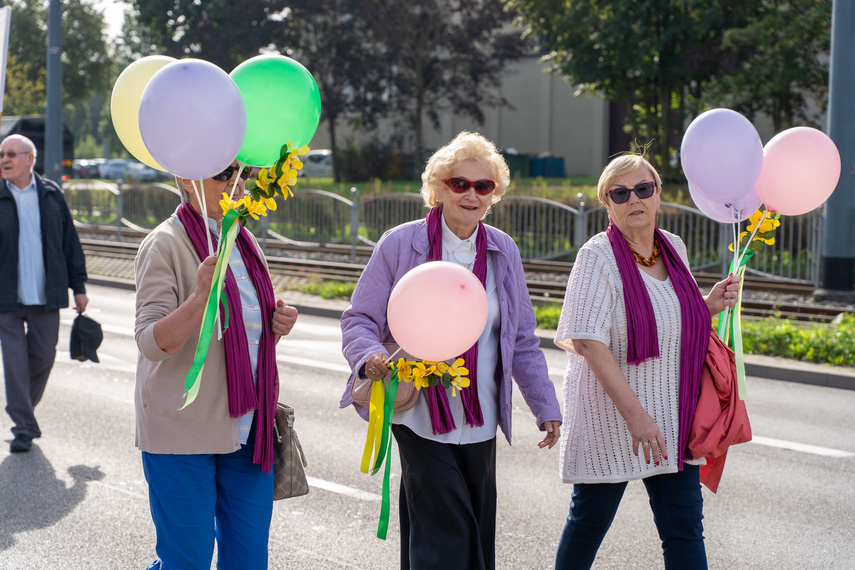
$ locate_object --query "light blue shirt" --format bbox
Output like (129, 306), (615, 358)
(8, 174), (46, 306)
(175, 213), (261, 444)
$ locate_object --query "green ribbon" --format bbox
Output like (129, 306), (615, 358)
(376, 371), (399, 539)
(717, 250), (753, 401)
(180, 210), (241, 410)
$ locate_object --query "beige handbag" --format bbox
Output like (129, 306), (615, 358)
(350, 343), (419, 412)
(272, 403), (309, 500)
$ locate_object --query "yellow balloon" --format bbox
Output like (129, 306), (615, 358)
(110, 55), (175, 171)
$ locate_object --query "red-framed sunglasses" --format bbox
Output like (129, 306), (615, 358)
(444, 177), (496, 195)
(608, 181), (657, 204)
(212, 165), (252, 182)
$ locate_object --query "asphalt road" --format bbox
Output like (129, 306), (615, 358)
(0, 284), (853, 569)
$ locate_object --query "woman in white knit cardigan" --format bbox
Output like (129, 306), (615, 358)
(553, 153), (741, 570)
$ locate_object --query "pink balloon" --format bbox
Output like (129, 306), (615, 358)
(387, 261), (488, 362)
(681, 108), (763, 203)
(689, 182), (762, 224)
(755, 127), (841, 216)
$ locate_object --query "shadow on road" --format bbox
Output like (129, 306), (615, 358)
(0, 442), (104, 551)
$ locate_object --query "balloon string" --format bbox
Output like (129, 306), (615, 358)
(721, 206), (739, 329)
(734, 209), (769, 270)
(191, 179), (215, 257)
(189, 178), (222, 339)
(228, 160), (247, 202)
(383, 347), (402, 365)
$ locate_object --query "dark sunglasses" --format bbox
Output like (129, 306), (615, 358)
(212, 165), (252, 182)
(0, 150), (27, 159)
(444, 177), (496, 195)
(608, 181), (657, 204)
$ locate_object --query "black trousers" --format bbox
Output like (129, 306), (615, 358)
(392, 424), (497, 570)
(0, 305), (59, 438)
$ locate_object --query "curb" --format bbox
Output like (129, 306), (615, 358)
(86, 278), (855, 391)
(289, 297), (855, 392)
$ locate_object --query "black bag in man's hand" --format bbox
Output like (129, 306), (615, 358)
(70, 314), (103, 363)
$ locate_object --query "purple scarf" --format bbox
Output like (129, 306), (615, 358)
(177, 203), (279, 473)
(423, 206), (487, 434)
(606, 222), (711, 468)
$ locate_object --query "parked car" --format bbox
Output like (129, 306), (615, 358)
(71, 158), (105, 179)
(298, 149), (333, 178)
(99, 158), (132, 180)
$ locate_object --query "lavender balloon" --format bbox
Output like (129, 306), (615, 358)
(139, 59), (246, 180)
(689, 182), (762, 224)
(681, 108), (763, 203)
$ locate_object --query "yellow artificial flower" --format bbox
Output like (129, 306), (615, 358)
(450, 375), (471, 397)
(219, 192), (242, 217)
(261, 196), (277, 212)
(757, 236), (775, 245)
(410, 362), (431, 390)
(757, 217), (781, 233)
(242, 196), (268, 220)
(446, 358), (469, 379)
(395, 358), (414, 382)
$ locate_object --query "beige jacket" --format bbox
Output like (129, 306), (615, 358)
(134, 215), (272, 454)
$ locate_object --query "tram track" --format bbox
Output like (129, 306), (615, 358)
(79, 236), (851, 324)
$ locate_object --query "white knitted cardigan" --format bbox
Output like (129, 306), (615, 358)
(554, 230), (703, 484)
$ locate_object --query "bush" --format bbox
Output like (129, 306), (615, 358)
(532, 303), (855, 366)
(337, 138), (405, 182)
(742, 313), (855, 366)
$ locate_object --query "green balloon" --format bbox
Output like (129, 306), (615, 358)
(231, 55), (322, 167)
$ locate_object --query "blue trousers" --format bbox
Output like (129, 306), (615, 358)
(141, 438), (273, 570)
(555, 465), (707, 570)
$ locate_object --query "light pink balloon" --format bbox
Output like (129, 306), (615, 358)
(755, 127), (841, 216)
(387, 261), (488, 362)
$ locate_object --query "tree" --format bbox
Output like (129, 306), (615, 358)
(128, 0), (288, 71)
(701, 0), (831, 133)
(376, 0), (528, 175)
(2, 0), (113, 109)
(505, 0), (764, 179)
(3, 54), (45, 114)
(275, 0), (388, 181)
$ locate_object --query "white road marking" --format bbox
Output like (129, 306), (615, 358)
(306, 476), (380, 501)
(751, 436), (855, 458)
(276, 354), (352, 374)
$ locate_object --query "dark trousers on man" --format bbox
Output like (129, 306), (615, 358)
(392, 424), (497, 570)
(0, 305), (60, 438)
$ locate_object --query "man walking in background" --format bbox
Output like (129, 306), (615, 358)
(0, 134), (88, 452)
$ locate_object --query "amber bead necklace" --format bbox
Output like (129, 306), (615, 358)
(629, 239), (660, 267)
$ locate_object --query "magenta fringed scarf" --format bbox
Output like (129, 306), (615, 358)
(424, 206), (487, 435)
(606, 222), (711, 468)
(177, 203), (279, 473)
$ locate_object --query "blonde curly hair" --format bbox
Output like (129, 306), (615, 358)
(420, 131), (510, 208)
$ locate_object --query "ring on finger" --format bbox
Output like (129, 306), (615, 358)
(649, 441), (657, 446)
(642, 441), (650, 447)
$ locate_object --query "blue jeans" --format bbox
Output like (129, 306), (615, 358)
(555, 465), (707, 570)
(141, 438), (273, 570)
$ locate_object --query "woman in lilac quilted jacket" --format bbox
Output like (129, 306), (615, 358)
(340, 131), (562, 570)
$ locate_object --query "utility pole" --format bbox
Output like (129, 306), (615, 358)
(44, 0), (62, 184)
(819, 0), (855, 299)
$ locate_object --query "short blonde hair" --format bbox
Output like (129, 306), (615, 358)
(420, 131), (510, 208)
(597, 154), (661, 206)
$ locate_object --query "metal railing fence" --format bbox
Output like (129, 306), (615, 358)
(63, 181), (824, 285)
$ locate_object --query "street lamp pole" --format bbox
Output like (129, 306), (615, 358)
(820, 0), (855, 297)
(44, 0), (62, 184)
